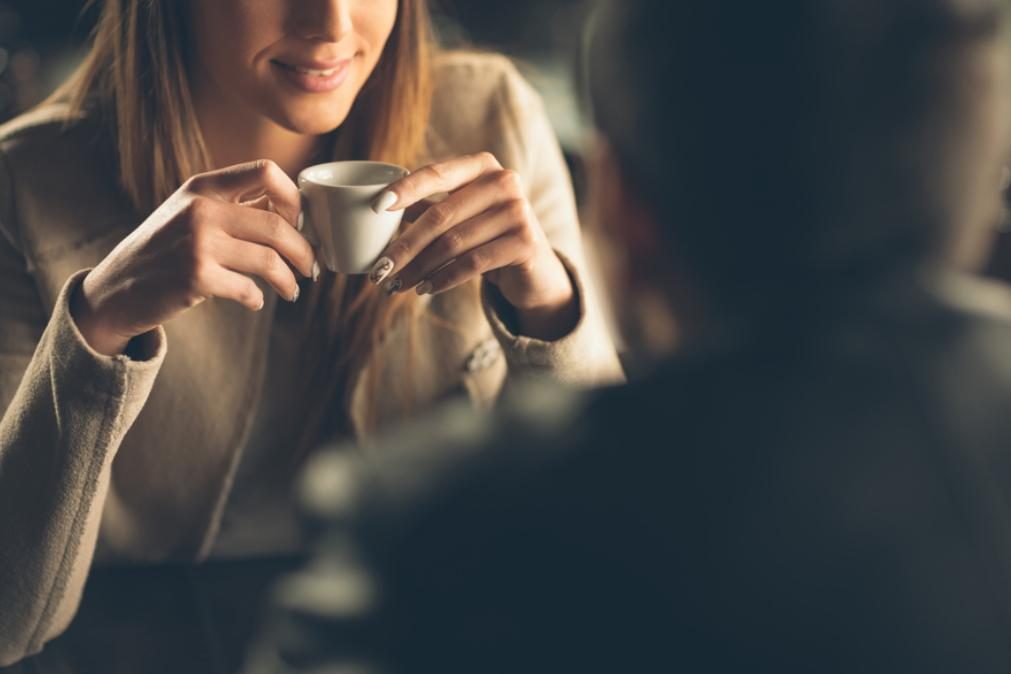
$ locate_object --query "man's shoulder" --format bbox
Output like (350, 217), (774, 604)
(890, 272), (1011, 396)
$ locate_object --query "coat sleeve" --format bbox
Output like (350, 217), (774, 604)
(478, 59), (625, 386)
(0, 147), (166, 665)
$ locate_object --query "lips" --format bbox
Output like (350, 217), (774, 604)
(274, 60), (343, 77)
(271, 57), (352, 93)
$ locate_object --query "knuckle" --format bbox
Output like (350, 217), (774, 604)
(261, 248), (282, 275)
(397, 174), (418, 194)
(425, 163), (449, 183)
(440, 229), (465, 257)
(504, 197), (530, 221)
(515, 222), (538, 248)
(190, 258), (215, 292)
(496, 169), (523, 194)
(183, 172), (209, 193)
(476, 151), (500, 168)
(185, 195), (214, 223)
(463, 251), (485, 274)
(265, 214), (286, 242)
(254, 158), (278, 177)
(427, 202), (455, 229)
(244, 281), (262, 305)
(187, 227), (211, 260)
(388, 238), (412, 262)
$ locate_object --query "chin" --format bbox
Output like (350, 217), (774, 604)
(268, 97), (356, 136)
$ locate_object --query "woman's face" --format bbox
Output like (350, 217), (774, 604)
(187, 0), (399, 135)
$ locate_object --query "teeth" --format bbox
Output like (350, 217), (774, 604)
(281, 62), (338, 77)
(295, 66), (336, 77)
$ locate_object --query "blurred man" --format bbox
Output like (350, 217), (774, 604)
(252, 0), (1011, 671)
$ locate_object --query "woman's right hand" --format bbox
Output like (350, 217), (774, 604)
(70, 159), (316, 356)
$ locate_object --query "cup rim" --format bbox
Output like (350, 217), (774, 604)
(298, 160), (409, 188)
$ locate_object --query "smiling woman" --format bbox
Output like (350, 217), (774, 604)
(187, 0), (399, 146)
(0, 0), (622, 665)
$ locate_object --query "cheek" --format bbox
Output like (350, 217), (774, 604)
(189, 0), (284, 83)
(353, 0), (399, 68)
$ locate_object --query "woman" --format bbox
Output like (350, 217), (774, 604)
(0, 0), (621, 663)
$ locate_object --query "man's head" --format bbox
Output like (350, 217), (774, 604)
(588, 0), (1011, 353)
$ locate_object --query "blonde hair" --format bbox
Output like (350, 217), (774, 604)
(51, 0), (438, 449)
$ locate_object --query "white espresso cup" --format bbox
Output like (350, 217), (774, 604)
(297, 160), (409, 274)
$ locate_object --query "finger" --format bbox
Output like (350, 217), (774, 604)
(188, 159), (301, 228)
(240, 194), (272, 210)
(395, 201), (524, 289)
(376, 152), (503, 212)
(403, 197), (439, 223)
(369, 171), (521, 285)
(218, 201), (316, 279)
(409, 235), (526, 297)
(217, 238), (301, 303)
(206, 266), (266, 311)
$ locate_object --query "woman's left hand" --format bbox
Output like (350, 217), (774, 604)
(367, 152), (577, 339)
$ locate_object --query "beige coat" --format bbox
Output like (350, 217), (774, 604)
(0, 52), (622, 663)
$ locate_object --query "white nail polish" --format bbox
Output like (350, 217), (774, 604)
(296, 212), (304, 232)
(372, 190), (398, 214)
(416, 281), (433, 296)
(291, 285), (300, 303)
(369, 257), (395, 285)
(312, 260), (320, 283)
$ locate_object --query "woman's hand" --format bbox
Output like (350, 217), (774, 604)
(367, 152), (577, 340)
(71, 160), (317, 356)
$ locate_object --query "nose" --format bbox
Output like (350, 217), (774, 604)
(291, 0), (353, 43)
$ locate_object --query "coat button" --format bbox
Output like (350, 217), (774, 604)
(465, 338), (502, 373)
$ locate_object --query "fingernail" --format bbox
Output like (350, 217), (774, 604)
(369, 257), (395, 285)
(384, 278), (402, 296)
(312, 260), (320, 283)
(291, 285), (300, 303)
(416, 281), (433, 296)
(372, 190), (398, 214)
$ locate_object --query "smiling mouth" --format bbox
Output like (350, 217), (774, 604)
(271, 60), (344, 77)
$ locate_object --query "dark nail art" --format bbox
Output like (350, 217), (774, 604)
(384, 278), (403, 296)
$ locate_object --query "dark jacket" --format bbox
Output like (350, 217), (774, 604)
(257, 270), (1011, 673)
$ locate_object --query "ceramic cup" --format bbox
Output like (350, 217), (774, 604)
(297, 160), (409, 274)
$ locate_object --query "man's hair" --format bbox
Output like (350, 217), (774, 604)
(589, 0), (1007, 318)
